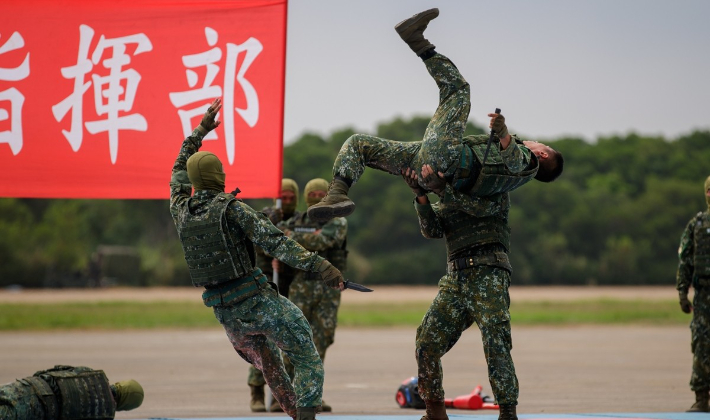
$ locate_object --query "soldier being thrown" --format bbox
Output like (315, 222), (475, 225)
(169, 98), (344, 420)
(0, 365), (143, 420)
(308, 7), (563, 223)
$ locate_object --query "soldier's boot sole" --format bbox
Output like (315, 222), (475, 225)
(307, 200), (355, 222)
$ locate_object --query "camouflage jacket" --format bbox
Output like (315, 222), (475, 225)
(283, 213), (348, 270)
(677, 209), (710, 293)
(169, 129), (325, 278)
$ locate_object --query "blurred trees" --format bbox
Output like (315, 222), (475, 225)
(1, 115), (708, 287)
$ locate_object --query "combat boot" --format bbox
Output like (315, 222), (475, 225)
(687, 390), (709, 412)
(296, 406), (317, 420)
(269, 394), (283, 412)
(498, 404), (518, 420)
(307, 178), (354, 222)
(249, 385), (266, 412)
(394, 8), (439, 56)
(420, 399), (448, 420)
(321, 399), (332, 412)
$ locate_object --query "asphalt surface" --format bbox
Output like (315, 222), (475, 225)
(0, 324), (694, 419)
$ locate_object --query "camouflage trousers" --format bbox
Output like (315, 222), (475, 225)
(691, 287), (710, 391)
(416, 263), (519, 405)
(283, 276), (342, 378)
(213, 286), (323, 416)
(333, 53), (470, 183)
(0, 380), (49, 420)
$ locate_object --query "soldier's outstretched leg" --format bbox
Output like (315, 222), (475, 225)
(307, 135), (420, 222)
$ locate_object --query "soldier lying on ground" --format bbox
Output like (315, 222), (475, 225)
(0, 365), (143, 420)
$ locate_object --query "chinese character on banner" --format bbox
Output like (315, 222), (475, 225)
(169, 27), (263, 165)
(0, 31), (30, 156)
(52, 24), (153, 164)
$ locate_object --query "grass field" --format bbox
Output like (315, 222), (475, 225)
(0, 298), (689, 330)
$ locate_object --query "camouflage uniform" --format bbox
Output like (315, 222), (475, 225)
(413, 191), (519, 406)
(170, 129), (326, 416)
(0, 366), (118, 420)
(285, 213), (347, 365)
(677, 210), (710, 394)
(332, 53), (537, 204)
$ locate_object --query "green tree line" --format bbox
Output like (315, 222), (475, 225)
(1, 116), (708, 288)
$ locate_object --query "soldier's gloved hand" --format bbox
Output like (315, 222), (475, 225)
(488, 112), (509, 140)
(401, 168), (426, 197)
(679, 291), (692, 314)
(316, 260), (344, 290)
(420, 164), (446, 196)
(199, 98), (222, 133)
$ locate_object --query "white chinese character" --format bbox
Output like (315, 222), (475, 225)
(0, 31), (30, 156)
(169, 27), (262, 164)
(52, 25), (153, 164)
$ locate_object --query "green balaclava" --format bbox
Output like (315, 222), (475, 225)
(186, 151), (225, 191)
(704, 175), (710, 208)
(304, 178), (329, 207)
(280, 178), (299, 217)
(112, 379), (144, 411)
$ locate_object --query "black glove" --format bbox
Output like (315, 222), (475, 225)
(680, 291), (692, 314)
(490, 113), (509, 140)
(316, 260), (343, 289)
(199, 99), (222, 132)
(402, 168), (426, 197)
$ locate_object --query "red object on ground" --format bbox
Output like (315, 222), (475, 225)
(444, 385), (500, 410)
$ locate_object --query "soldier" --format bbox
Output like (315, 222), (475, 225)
(308, 8), (563, 223)
(249, 178), (301, 413)
(281, 178), (348, 412)
(676, 175), (710, 413)
(0, 365), (143, 420)
(402, 164), (519, 420)
(170, 98), (344, 420)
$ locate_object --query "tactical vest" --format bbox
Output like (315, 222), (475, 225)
(459, 136), (538, 196)
(31, 365), (115, 420)
(291, 214), (348, 272)
(693, 211), (710, 277)
(178, 192), (252, 287)
(441, 204), (510, 255)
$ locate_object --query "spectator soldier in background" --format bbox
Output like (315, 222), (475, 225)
(0, 365), (143, 420)
(281, 178), (348, 412)
(249, 178), (301, 412)
(169, 98), (344, 420)
(676, 175), (710, 413)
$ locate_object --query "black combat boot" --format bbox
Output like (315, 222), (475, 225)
(296, 406), (318, 420)
(249, 385), (266, 412)
(498, 404), (518, 420)
(687, 390), (710, 412)
(306, 178), (354, 222)
(420, 399), (448, 420)
(394, 8), (439, 56)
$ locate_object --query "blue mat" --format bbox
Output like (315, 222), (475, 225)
(143, 413), (708, 420)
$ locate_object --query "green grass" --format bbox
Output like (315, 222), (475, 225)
(0, 299), (690, 331)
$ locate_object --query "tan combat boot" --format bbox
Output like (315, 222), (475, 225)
(320, 399), (332, 412)
(420, 399), (448, 420)
(498, 404), (518, 420)
(687, 390), (710, 412)
(269, 394), (283, 412)
(249, 385), (266, 412)
(394, 8), (439, 56)
(306, 179), (354, 222)
(296, 406), (317, 420)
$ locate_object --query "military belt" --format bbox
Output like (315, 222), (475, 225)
(202, 268), (268, 307)
(447, 252), (511, 272)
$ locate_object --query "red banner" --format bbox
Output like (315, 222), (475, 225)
(0, 0), (287, 199)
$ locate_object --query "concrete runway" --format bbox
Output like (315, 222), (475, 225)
(0, 324), (695, 419)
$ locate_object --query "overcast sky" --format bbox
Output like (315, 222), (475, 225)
(282, 0), (710, 144)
